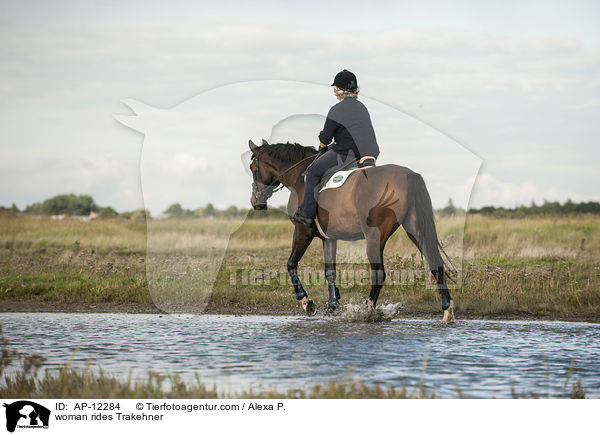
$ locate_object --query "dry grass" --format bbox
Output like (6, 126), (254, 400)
(1, 213), (599, 319)
(463, 214), (600, 259)
(0, 215), (146, 253)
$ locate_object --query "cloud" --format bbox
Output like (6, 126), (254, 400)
(469, 171), (587, 208)
(0, 154), (143, 211)
(0, 18), (599, 211)
(167, 153), (210, 175)
(115, 81), (483, 214)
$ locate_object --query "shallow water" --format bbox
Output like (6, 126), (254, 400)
(1, 312), (599, 398)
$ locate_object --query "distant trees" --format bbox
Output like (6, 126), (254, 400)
(97, 206), (118, 218)
(161, 202), (287, 219)
(25, 194), (98, 216)
(8, 193), (598, 221)
(223, 205), (239, 217)
(0, 203), (19, 213)
(164, 203), (184, 216)
(203, 203), (215, 217)
(10, 194), (146, 220)
(163, 203), (195, 218)
(118, 209), (151, 221)
(4, 195), (288, 220)
(469, 199), (600, 217)
(437, 198), (465, 217)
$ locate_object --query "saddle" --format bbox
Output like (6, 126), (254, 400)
(317, 156), (376, 192)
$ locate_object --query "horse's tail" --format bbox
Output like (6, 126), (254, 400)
(406, 173), (447, 277)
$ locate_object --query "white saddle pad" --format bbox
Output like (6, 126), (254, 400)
(319, 167), (363, 192)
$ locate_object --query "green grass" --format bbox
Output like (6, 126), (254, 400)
(1, 213), (599, 319)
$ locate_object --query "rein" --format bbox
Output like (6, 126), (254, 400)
(252, 148), (322, 196)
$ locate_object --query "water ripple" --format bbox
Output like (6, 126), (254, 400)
(1, 313), (599, 398)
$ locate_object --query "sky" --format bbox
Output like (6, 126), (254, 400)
(1, 0), (599, 213)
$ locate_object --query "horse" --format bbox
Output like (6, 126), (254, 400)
(248, 139), (455, 323)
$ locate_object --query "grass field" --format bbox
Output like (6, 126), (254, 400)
(0, 213), (599, 320)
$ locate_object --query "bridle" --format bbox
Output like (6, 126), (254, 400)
(251, 148), (322, 204)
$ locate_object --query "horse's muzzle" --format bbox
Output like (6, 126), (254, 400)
(251, 194), (268, 210)
(251, 183), (271, 210)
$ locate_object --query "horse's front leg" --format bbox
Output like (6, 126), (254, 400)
(287, 226), (316, 315)
(323, 238), (340, 314)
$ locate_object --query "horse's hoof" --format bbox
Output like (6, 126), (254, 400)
(325, 300), (339, 316)
(302, 298), (317, 316)
(441, 300), (455, 324)
(442, 310), (455, 323)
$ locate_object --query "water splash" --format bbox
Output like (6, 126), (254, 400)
(341, 302), (403, 322)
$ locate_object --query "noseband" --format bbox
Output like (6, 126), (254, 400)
(251, 148), (321, 204)
(251, 150), (283, 204)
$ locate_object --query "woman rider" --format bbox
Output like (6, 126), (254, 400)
(292, 69), (380, 227)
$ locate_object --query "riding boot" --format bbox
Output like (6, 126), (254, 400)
(291, 212), (313, 227)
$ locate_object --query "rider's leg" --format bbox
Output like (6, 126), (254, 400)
(304, 150), (345, 218)
(298, 150), (340, 219)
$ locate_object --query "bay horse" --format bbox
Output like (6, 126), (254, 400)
(248, 139), (455, 323)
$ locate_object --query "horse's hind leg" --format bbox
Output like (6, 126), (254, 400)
(365, 229), (395, 309)
(323, 238), (339, 314)
(287, 227), (316, 315)
(363, 213), (399, 309)
(402, 211), (454, 323)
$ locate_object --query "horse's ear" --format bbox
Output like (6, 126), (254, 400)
(248, 140), (259, 153)
(262, 139), (269, 146)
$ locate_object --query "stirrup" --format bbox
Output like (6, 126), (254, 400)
(357, 156), (376, 168)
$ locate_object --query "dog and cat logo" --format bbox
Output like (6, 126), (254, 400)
(3, 401), (50, 432)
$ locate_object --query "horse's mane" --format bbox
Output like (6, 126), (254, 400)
(260, 142), (318, 162)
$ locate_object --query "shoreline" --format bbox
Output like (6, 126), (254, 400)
(1, 300), (598, 323)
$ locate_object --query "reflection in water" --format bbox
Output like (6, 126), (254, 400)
(1, 313), (598, 398)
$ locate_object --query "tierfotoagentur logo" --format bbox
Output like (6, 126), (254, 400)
(115, 80), (480, 317)
(3, 401), (50, 433)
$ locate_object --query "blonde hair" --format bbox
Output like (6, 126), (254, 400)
(333, 86), (360, 101)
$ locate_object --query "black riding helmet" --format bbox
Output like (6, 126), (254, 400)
(331, 69), (358, 91)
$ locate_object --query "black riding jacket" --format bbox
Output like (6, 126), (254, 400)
(318, 97), (380, 160)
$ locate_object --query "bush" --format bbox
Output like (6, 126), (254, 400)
(163, 203), (195, 218)
(119, 209), (151, 221)
(98, 206), (118, 218)
(25, 194), (98, 216)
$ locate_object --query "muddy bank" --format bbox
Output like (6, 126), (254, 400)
(1, 300), (598, 323)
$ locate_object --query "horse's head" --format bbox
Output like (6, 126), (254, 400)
(248, 139), (281, 210)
